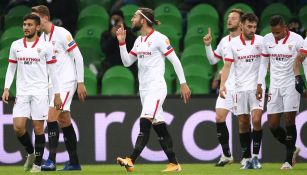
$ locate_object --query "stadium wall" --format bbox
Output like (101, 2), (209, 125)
(1, 95), (307, 164)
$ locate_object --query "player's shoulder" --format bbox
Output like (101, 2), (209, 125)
(54, 25), (72, 35)
(263, 33), (274, 43)
(11, 38), (23, 48)
(254, 34), (263, 42)
(153, 30), (168, 40)
(289, 31), (303, 40)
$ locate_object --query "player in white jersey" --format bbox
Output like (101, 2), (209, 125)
(220, 13), (264, 169)
(115, 7), (191, 172)
(203, 9), (243, 166)
(31, 5), (87, 171)
(256, 15), (303, 170)
(1, 14), (62, 173)
(293, 36), (307, 97)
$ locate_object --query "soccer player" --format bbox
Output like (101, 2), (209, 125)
(115, 7), (191, 172)
(31, 5), (87, 171)
(203, 9), (243, 166)
(220, 13), (264, 169)
(1, 14), (62, 172)
(293, 36), (307, 96)
(256, 15), (303, 170)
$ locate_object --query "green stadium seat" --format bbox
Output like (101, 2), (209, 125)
(260, 25), (271, 36)
(75, 26), (104, 65)
(155, 25), (180, 53)
(165, 59), (175, 94)
(298, 5), (307, 28)
(187, 4), (219, 33)
(102, 66), (135, 95)
(77, 5), (109, 31)
(4, 5), (30, 30)
(223, 3), (254, 35)
(0, 27), (23, 49)
(176, 64), (211, 94)
(260, 3), (292, 30)
(184, 24), (217, 49)
(78, 42), (104, 66)
(79, 0), (114, 11)
(84, 68), (97, 95)
(155, 3), (183, 37)
(120, 4), (139, 28)
(0, 46), (10, 70)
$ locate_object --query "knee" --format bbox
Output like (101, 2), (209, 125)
(13, 125), (25, 136)
(252, 117), (262, 129)
(215, 114), (227, 123)
(140, 118), (152, 133)
(58, 114), (71, 128)
(33, 124), (44, 135)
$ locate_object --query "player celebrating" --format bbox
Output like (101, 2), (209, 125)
(220, 13), (264, 169)
(31, 5), (87, 171)
(115, 7), (191, 172)
(203, 9), (243, 166)
(293, 36), (307, 96)
(1, 14), (62, 172)
(257, 15), (303, 170)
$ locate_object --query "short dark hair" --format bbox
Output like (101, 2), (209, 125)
(241, 13), (258, 23)
(31, 5), (50, 20)
(23, 14), (41, 25)
(138, 7), (160, 27)
(269, 15), (285, 27)
(229, 8), (244, 18)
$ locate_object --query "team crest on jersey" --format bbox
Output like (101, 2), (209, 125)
(255, 45), (261, 51)
(288, 45), (293, 51)
(37, 48), (41, 53)
(147, 41), (152, 47)
(52, 41), (56, 45)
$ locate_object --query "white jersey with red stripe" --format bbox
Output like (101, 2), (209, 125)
(8, 37), (56, 95)
(301, 37), (307, 77)
(40, 24), (78, 85)
(262, 31), (304, 88)
(214, 35), (235, 91)
(129, 30), (173, 90)
(224, 34), (263, 91)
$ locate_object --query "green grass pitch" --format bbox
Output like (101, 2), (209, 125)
(0, 163), (306, 175)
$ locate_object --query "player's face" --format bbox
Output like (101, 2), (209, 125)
(271, 25), (287, 40)
(23, 19), (39, 39)
(227, 12), (240, 32)
(131, 12), (143, 32)
(31, 12), (47, 32)
(241, 20), (257, 40)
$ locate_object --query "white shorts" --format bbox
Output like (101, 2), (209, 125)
(233, 89), (264, 116)
(215, 90), (234, 111)
(49, 81), (77, 111)
(267, 85), (300, 114)
(13, 95), (49, 120)
(140, 88), (167, 124)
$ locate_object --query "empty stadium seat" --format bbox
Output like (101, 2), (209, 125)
(155, 24), (180, 53)
(4, 5), (30, 30)
(79, 0), (114, 11)
(84, 68), (97, 95)
(260, 3), (292, 30)
(77, 5), (109, 31)
(298, 5), (307, 28)
(187, 4), (219, 34)
(155, 3), (183, 37)
(165, 59), (175, 94)
(0, 27), (23, 49)
(260, 25), (271, 36)
(184, 24), (217, 49)
(120, 4), (139, 28)
(102, 66), (135, 95)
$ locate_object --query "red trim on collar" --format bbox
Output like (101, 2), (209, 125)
(23, 37), (39, 48)
(282, 30), (290, 44)
(228, 35), (231, 41)
(49, 24), (55, 42)
(144, 29), (154, 42)
(240, 33), (246, 45)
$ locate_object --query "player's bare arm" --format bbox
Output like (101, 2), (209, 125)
(2, 88), (10, 104)
(219, 61), (232, 99)
(180, 83), (191, 104)
(54, 93), (62, 110)
(116, 24), (126, 43)
(77, 82), (87, 102)
(256, 84), (263, 100)
(203, 27), (212, 46)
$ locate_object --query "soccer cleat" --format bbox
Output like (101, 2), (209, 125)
(30, 164), (41, 173)
(292, 147), (300, 166)
(240, 158), (247, 167)
(161, 163), (182, 172)
(41, 159), (56, 171)
(58, 163), (81, 171)
(116, 157), (134, 172)
(215, 155), (234, 167)
(252, 156), (262, 169)
(24, 153), (35, 171)
(240, 159), (253, 169)
(280, 162), (293, 170)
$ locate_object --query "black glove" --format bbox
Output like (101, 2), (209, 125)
(295, 75), (306, 94)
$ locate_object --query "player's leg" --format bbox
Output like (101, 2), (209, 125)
(13, 96), (35, 171)
(214, 92), (234, 166)
(238, 114), (253, 168)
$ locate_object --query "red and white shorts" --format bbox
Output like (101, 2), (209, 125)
(49, 81), (77, 111)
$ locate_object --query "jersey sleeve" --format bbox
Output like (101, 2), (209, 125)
(213, 41), (223, 60)
(158, 35), (174, 57)
(45, 42), (57, 64)
(301, 38), (307, 54)
(295, 35), (304, 52)
(261, 37), (270, 58)
(128, 37), (139, 57)
(59, 29), (77, 52)
(8, 42), (17, 63)
(223, 43), (234, 62)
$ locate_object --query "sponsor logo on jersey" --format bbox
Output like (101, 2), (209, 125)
(268, 45), (276, 48)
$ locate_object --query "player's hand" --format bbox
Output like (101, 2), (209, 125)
(203, 27), (212, 46)
(2, 89), (9, 104)
(54, 93), (62, 110)
(77, 82), (87, 102)
(116, 23), (126, 43)
(256, 84), (263, 100)
(219, 85), (227, 99)
(180, 83), (191, 104)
